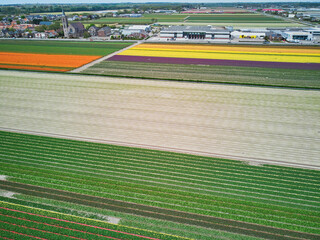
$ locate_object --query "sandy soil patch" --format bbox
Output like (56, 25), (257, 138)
(0, 190), (15, 198)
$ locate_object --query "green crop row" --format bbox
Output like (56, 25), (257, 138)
(0, 195), (260, 240)
(2, 143), (318, 204)
(83, 60), (320, 89)
(2, 158), (319, 219)
(3, 131), (318, 181)
(2, 132), (319, 188)
(0, 200), (188, 240)
(0, 40), (133, 56)
(187, 14), (283, 22)
(2, 140), (319, 197)
(1, 131), (320, 234)
(1, 153), (318, 210)
(4, 167), (319, 221)
(2, 168), (320, 234)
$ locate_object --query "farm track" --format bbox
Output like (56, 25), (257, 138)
(0, 181), (319, 240)
(70, 41), (140, 73)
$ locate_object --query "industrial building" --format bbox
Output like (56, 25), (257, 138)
(160, 26), (231, 40)
(231, 30), (266, 42)
(121, 25), (151, 37)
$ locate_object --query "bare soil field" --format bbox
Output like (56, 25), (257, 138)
(0, 70), (319, 168)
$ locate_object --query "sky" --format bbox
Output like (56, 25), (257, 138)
(2, 0), (320, 5)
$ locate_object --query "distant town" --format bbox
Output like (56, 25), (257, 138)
(0, 2), (319, 44)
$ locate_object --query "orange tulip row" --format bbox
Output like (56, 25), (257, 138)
(0, 52), (101, 72)
(0, 64), (69, 72)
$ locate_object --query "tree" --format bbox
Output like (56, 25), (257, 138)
(86, 23), (96, 30)
(48, 22), (61, 30)
(35, 25), (47, 32)
(83, 31), (90, 38)
(32, 19), (41, 25)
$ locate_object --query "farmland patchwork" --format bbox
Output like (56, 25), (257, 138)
(0, 131), (320, 239)
(0, 40), (132, 72)
(110, 43), (320, 70)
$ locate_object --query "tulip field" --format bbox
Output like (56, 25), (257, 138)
(85, 43), (320, 88)
(110, 43), (320, 70)
(0, 63), (320, 239)
(0, 200), (185, 240)
(0, 131), (320, 239)
(0, 40), (132, 72)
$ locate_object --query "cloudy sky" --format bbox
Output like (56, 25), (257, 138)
(2, 0), (319, 5)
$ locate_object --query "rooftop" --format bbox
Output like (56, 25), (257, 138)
(162, 25), (227, 33)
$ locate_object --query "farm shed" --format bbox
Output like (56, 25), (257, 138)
(127, 25), (151, 32)
(281, 31), (312, 41)
(307, 28), (320, 42)
(160, 26), (231, 40)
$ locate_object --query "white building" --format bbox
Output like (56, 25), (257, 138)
(306, 28), (320, 42)
(281, 31), (311, 41)
(160, 26), (231, 40)
(231, 30), (266, 40)
(127, 25), (151, 32)
(34, 32), (47, 38)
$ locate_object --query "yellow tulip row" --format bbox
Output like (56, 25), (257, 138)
(134, 43), (320, 55)
(119, 47), (320, 64)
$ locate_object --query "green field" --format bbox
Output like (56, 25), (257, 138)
(77, 12), (301, 27)
(82, 14), (188, 25)
(0, 131), (319, 239)
(0, 196), (258, 240)
(186, 14), (284, 23)
(0, 40), (133, 56)
(83, 60), (320, 89)
(82, 18), (154, 25)
(0, 200), (185, 240)
(145, 13), (188, 22)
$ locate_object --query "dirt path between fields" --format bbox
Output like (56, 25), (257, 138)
(0, 181), (318, 240)
(70, 41), (141, 73)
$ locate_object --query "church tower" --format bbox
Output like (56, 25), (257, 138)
(61, 8), (69, 38)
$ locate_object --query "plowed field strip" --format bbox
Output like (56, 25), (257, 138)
(0, 181), (318, 240)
